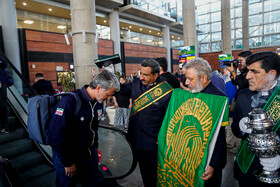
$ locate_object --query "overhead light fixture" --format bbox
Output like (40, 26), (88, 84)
(178, 37), (181, 39)
(172, 36), (174, 38)
(104, 20), (107, 23)
(24, 20), (34, 24)
(57, 25), (66, 29)
(140, 28), (142, 31)
(158, 32), (160, 35)
(149, 30), (152, 33)
(23, 2), (27, 6)
(132, 37), (139, 40)
(129, 26), (132, 29)
(48, 8), (52, 11)
(146, 39), (153, 42)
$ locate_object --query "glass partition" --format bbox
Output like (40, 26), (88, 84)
(98, 125), (137, 179)
(248, 0), (280, 48)
(120, 29), (164, 47)
(0, 50), (36, 104)
(196, 0), (222, 53)
(130, 0), (170, 17)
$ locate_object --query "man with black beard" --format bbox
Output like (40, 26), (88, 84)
(181, 58), (227, 187)
(232, 51), (280, 186)
(120, 59), (173, 187)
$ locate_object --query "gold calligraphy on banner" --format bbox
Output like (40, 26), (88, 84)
(158, 98), (213, 186)
(133, 95), (150, 111)
(267, 95), (280, 124)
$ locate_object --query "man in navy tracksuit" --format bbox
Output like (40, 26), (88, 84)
(49, 70), (120, 187)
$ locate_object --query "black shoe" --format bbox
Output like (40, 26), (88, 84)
(124, 125), (128, 131)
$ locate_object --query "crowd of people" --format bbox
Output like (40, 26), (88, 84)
(2, 49), (280, 187)
(105, 51), (280, 187)
(44, 51), (280, 186)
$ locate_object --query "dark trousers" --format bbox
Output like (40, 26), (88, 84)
(135, 149), (158, 187)
(52, 148), (100, 187)
(204, 167), (222, 187)
(0, 84), (8, 129)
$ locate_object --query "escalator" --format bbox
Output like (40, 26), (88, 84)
(0, 51), (137, 186)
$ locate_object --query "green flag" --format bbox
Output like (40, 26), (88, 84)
(157, 89), (229, 187)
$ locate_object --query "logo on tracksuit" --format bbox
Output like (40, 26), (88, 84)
(55, 108), (64, 116)
(97, 109), (102, 120)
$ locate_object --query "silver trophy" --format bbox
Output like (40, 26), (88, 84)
(246, 108), (280, 183)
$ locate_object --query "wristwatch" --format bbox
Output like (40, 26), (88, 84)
(230, 70), (236, 75)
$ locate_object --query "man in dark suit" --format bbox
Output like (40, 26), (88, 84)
(232, 51), (280, 186)
(155, 57), (180, 88)
(120, 59), (173, 187)
(181, 57), (228, 187)
(32, 73), (54, 95)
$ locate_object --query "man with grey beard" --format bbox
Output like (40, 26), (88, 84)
(232, 51), (280, 186)
(181, 58), (227, 187)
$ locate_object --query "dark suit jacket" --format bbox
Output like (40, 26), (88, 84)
(201, 81), (227, 170)
(232, 85), (280, 186)
(160, 72), (180, 88)
(211, 72), (226, 95)
(33, 79), (54, 95)
(120, 77), (172, 150)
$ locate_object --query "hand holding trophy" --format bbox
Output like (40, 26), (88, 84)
(246, 108), (280, 184)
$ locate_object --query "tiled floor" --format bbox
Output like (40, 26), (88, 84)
(116, 149), (239, 187)
(117, 164), (144, 187)
(221, 150), (239, 187)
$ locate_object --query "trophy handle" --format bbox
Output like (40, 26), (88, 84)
(245, 121), (253, 132)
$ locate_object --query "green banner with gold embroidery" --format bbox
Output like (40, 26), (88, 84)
(237, 85), (280, 174)
(130, 81), (173, 117)
(157, 89), (229, 187)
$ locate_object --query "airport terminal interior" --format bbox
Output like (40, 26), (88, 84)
(0, 0), (280, 186)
